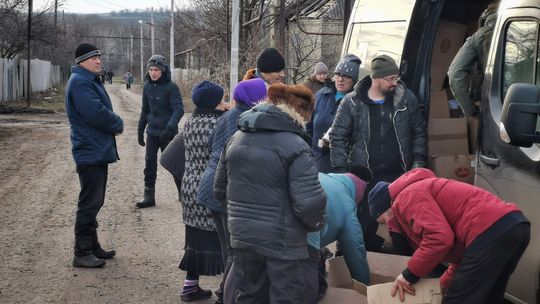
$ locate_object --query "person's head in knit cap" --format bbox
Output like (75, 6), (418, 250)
(191, 80), (225, 109)
(370, 54), (400, 96)
(256, 48), (286, 84)
(267, 83), (314, 122)
(368, 181), (392, 223)
(344, 165), (373, 204)
(333, 54), (361, 94)
(313, 62), (329, 82)
(147, 54), (167, 81)
(233, 78), (267, 107)
(75, 43), (102, 74)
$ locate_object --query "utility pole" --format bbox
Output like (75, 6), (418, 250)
(170, 0), (175, 81)
(26, 0), (33, 106)
(130, 34), (133, 72)
(139, 20), (144, 84)
(229, 0), (240, 93)
(151, 7), (155, 55)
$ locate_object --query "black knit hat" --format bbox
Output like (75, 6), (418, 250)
(370, 55), (399, 79)
(256, 48), (285, 73)
(368, 181), (391, 219)
(75, 43), (101, 64)
(147, 54), (167, 71)
(191, 80), (224, 109)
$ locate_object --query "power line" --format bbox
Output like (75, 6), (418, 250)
(77, 35), (165, 41)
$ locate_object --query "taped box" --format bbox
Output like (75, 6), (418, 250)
(428, 118), (469, 155)
(429, 154), (475, 184)
(320, 252), (442, 304)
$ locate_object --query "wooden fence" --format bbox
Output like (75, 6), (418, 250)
(0, 56), (63, 102)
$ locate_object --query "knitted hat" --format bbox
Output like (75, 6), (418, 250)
(191, 80), (225, 109)
(314, 62), (329, 75)
(75, 43), (101, 64)
(267, 83), (314, 119)
(345, 173), (368, 204)
(256, 48), (286, 73)
(368, 181), (391, 219)
(334, 54), (362, 81)
(233, 78), (267, 107)
(147, 54), (167, 71)
(370, 55), (399, 79)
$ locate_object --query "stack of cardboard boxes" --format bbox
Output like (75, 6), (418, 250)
(428, 20), (476, 184)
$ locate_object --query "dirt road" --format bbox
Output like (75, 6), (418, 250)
(0, 84), (219, 304)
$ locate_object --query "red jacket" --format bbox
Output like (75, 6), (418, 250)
(388, 168), (520, 280)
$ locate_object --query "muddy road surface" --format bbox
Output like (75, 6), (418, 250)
(0, 84), (219, 304)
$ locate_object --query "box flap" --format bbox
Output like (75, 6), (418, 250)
(367, 279), (442, 304)
(319, 287), (368, 304)
(327, 256), (353, 288)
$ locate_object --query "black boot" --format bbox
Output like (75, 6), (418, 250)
(73, 235), (105, 268)
(92, 232), (116, 259)
(136, 187), (156, 208)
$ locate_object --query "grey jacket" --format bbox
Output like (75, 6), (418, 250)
(447, 14), (496, 116)
(329, 76), (427, 172)
(214, 102), (326, 260)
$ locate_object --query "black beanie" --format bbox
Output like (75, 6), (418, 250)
(368, 181), (391, 219)
(370, 54), (399, 79)
(191, 80), (224, 109)
(256, 48), (285, 73)
(75, 43), (101, 64)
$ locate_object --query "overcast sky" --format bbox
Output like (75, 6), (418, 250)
(34, 0), (181, 14)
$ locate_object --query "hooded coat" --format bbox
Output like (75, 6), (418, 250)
(214, 102), (326, 260)
(307, 173), (370, 284)
(302, 75), (325, 95)
(138, 65), (184, 137)
(388, 168), (522, 285)
(65, 66), (124, 165)
(329, 76), (427, 172)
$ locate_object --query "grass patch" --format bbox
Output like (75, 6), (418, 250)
(0, 86), (66, 113)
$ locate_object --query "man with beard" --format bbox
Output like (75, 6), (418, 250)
(329, 54), (427, 252)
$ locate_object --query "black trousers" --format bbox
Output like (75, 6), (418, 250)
(212, 211), (234, 302)
(144, 134), (169, 188)
(232, 248), (316, 304)
(74, 164), (108, 255)
(443, 222), (530, 304)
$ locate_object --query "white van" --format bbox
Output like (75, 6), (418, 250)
(342, 0), (540, 303)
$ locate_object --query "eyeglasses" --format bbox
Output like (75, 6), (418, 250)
(334, 73), (352, 81)
(383, 76), (401, 83)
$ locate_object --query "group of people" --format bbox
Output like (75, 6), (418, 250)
(66, 38), (529, 304)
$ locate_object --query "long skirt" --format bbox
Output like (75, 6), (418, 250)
(179, 224), (224, 276)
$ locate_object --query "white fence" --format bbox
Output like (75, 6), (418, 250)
(0, 56), (63, 102)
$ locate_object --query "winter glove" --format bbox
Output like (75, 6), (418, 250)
(412, 160), (426, 169)
(159, 128), (176, 144)
(138, 133), (145, 147)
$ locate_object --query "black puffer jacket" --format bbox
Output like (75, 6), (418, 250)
(329, 76), (427, 171)
(214, 102), (326, 260)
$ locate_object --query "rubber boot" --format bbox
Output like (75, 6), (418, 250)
(73, 235), (105, 268)
(92, 232), (116, 259)
(136, 187), (156, 208)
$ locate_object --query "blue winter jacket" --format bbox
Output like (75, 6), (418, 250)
(65, 66), (124, 165)
(138, 66), (183, 137)
(197, 103), (251, 212)
(308, 173), (370, 284)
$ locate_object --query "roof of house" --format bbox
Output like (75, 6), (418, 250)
(287, 0), (345, 20)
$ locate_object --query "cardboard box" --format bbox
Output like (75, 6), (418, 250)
(322, 252), (442, 304)
(429, 90), (449, 119)
(430, 65), (447, 92)
(467, 117), (479, 153)
(431, 20), (468, 72)
(428, 118), (469, 155)
(428, 154), (475, 184)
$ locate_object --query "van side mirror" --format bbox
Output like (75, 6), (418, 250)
(500, 83), (540, 147)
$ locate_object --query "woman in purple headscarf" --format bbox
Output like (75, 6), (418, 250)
(196, 78), (267, 303)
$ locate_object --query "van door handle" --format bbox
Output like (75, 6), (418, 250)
(480, 154), (500, 167)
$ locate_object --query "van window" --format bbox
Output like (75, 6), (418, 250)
(501, 20), (539, 99)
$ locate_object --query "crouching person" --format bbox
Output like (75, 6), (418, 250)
(368, 168), (530, 304)
(306, 165), (373, 301)
(214, 83), (326, 303)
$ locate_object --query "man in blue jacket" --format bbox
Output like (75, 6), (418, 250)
(65, 43), (124, 268)
(136, 55), (184, 208)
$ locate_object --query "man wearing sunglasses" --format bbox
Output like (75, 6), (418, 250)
(329, 54), (427, 253)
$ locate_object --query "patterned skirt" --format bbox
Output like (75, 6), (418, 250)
(179, 224), (224, 276)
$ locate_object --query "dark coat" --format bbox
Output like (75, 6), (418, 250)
(329, 76), (427, 171)
(65, 66), (124, 165)
(302, 75), (324, 95)
(138, 66), (184, 137)
(306, 82), (339, 159)
(159, 132), (185, 181)
(197, 103), (251, 213)
(214, 102), (326, 260)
